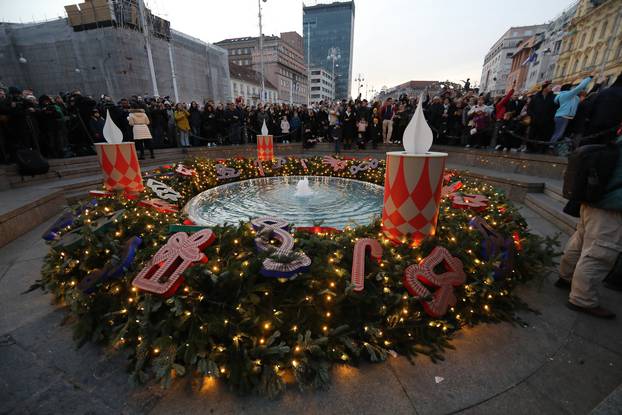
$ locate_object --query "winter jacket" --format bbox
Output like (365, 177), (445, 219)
(594, 136), (622, 211)
(554, 77), (592, 119)
(174, 109), (190, 131)
(495, 88), (514, 121)
(586, 83), (622, 138)
(127, 109), (152, 140)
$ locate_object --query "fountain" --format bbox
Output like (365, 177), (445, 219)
(184, 176), (383, 229)
(294, 178), (314, 197)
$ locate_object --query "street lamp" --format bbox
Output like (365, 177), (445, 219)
(327, 47), (340, 100)
(258, 0), (267, 102)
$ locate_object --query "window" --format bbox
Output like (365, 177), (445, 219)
(600, 20), (608, 39)
(590, 49), (598, 65)
(582, 54), (589, 68)
(554, 40), (562, 54)
(580, 33), (586, 47)
(573, 57), (579, 73)
(590, 27), (597, 43)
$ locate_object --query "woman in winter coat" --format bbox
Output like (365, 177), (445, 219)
(201, 103), (218, 146)
(340, 105), (356, 150)
(174, 103), (191, 148)
(127, 106), (154, 159)
(188, 101), (202, 145)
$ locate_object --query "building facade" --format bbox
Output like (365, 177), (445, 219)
(229, 62), (277, 106)
(479, 24), (549, 96)
(303, 1), (355, 100)
(507, 34), (545, 92)
(0, 0), (231, 103)
(309, 67), (334, 102)
(553, 0), (622, 87)
(523, 3), (579, 91)
(216, 32), (308, 105)
(375, 80), (454, 102)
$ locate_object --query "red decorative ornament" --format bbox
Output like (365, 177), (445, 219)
(351, 238), (382, 292)
(175, 164), (196, 177)
(132, 229), (216, 297)
(403, 246), (466, 318)
(450, 193), (489, 210)
(512, 231), (522, 251)
(296, 226), (340, 235)
(138, 198), (179, 213)
(441, 181), (463, 198)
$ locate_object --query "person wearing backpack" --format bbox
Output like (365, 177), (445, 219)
(557, 133), (622, 319)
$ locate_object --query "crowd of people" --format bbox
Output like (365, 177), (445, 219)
(0, 72), (621, 164)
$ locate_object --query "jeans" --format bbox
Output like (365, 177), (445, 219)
(179, 130), (190, 147)
(549, 117), (570, 145)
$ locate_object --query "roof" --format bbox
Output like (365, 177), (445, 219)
(393, 80), (437, 90)
(215, 35), (279, 45)
(228, 62), (277, 90)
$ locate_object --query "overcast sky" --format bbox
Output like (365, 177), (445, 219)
(2, 0), (574, 97)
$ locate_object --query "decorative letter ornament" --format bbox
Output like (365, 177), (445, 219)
(78, 236), (142, 293)
(146, 179), (181, 202)
(322, 155), (347, 172)
(450, 194), (489, 210)
(138, 198), (179, 213)
(299, 158), (308, 171)
(402, 246), (466, 317)
(272, 157), (287, 169)
(251, 217), (311, 278)
(469, 217), (515, 280)
(441, 181), (463, 198)
(349, 159), (379, 175)
(175, 164), (196, 177)
(255, 159), (265, 177)
(132, 229), (216, 297)
(42, 200), (98, 241)
(215, 164), (240, 180)
(351, 238), (383, 291)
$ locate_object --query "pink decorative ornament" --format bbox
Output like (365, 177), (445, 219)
(132, 229), (216, 297)
(175, 164), (196, 177)
(251, 217), (311, 278)
(138, 198), (179, 213)
(351, 238), (383, 292)
(299, 158), (308, 171)
(349, 159), (379, 175)
(403, 246), (466, 318)
(215, 164), (240, 180)
(450, 193), (489, 210)
(322, 155), (347, 172)
(254, 159), (265, 177)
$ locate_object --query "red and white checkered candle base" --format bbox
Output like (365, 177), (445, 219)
(257, 135), (274, 161)
(381, 151), (448, 246)
(95, 143), (144, 193)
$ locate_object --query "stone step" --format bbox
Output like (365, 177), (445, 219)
(544, 181), (567, 204)
(524, 192), (578, 236)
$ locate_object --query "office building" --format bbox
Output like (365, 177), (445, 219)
(303, 1), (355, 100)
(309, 67), (335, 102)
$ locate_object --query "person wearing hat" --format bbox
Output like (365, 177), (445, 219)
(549, 75), (593, 148)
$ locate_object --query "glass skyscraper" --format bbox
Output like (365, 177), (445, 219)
(303, 1), (355, 100)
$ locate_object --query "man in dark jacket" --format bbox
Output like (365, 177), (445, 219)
(527, 81), (556, 151)
(584, 73), (622, 144)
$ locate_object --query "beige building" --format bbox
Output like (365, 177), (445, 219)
(553, 0), (622, 86)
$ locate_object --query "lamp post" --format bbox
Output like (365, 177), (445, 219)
(258, 0), (267, 102)
(327, 47), (340, 100)
(355, 73), (365, 97)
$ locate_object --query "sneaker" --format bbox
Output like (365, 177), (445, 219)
(494, 144), (503, 151)
(503, 147), (509, 152)
(465, 144), (471, 148)
(566, 302), (616, 319)
(519, 145), (528, 153)
(510, 148), (518, 153)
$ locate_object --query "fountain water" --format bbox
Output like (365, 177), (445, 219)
(294, 178), (314, 197)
